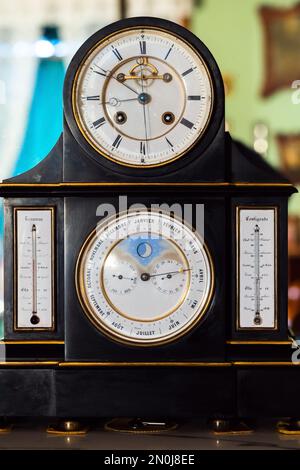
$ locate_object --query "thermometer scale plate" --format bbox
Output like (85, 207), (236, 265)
(14, 207), (55, 330)
(237, 207), (277, 330)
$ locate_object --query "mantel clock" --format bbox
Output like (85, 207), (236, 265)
(0, 17), (298, 430)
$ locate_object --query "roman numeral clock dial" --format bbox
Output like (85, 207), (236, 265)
(72, 26), (214, 167)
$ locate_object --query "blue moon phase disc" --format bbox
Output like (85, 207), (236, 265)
(137, 242), (152, 258)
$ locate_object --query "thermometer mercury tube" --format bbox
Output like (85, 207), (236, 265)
(253, 224), (262, 325)
(30, 224), (40, 325)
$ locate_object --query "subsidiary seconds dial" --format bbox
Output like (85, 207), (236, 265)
(72, 26), (213, 167)
(76, 211), (214, 346)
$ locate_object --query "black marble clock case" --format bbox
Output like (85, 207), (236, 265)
(0, 17), (298, 420)
(1, 138), (297, 419)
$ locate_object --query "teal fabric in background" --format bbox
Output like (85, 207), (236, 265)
(13, 57), (64, 176)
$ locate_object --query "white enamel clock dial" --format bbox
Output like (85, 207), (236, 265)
(73, 27), (213, 167)
(76, 211), (214, 345)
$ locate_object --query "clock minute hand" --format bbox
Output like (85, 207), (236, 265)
(140, 63), (149, 159)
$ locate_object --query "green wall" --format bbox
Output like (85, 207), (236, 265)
(192, 0), (300, 211)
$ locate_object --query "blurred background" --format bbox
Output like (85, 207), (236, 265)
(1, 0), (300, 338)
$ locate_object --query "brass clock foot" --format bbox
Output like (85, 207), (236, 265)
(46, 420), (88, 435)
(104, 418), (178, 434)
(0, 418), (12, 433)
(277, 419), (300, 435)
(209, 418), (253, 435)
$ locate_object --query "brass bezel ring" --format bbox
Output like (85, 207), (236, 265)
(71, 25), (214, 168)
(75, 209), (215, 347)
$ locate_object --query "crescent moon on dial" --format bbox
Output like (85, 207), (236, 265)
(137, 242), (152, 258)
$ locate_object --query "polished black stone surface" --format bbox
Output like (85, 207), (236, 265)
(0, 420), (299, 450)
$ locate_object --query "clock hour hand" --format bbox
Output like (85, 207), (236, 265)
(113, 77), (139, 95)
(94, 64), (139, 95)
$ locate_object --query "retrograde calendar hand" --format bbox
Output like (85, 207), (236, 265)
(140, 268), (191, 281)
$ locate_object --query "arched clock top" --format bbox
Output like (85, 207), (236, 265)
(63, 17), (224, 173)
(1, 17), (293, 186)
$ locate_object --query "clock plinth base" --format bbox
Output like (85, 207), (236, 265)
(46, 420), (88, 435)
(104, 418), (178, 434)
(0, 419), (12, 433)
(209, 418), (253, 435)
(277, 419), (300, 435)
